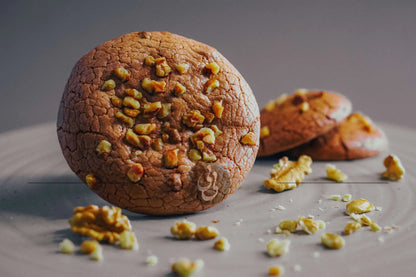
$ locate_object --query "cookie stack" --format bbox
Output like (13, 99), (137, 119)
(258, 89), (387, 160)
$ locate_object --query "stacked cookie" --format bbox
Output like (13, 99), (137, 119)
(258, 89), (387, 160)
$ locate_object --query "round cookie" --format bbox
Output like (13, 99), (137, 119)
(287, 113), (388, 160)
(57, 32), (260, 215)
(258, 89), (352, 157)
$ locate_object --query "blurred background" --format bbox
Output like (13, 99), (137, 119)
(1, 0), (415, 133)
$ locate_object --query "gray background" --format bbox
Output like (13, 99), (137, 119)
(1, 0), (415, 133)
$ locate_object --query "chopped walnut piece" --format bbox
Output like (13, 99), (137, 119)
(344, 222), (361, 235)
(381, 154), (405, 181)
(113, 67), (130, 82)
(168, 173), (182, 192)
(123, 96), (140, 109)
(171, 220), (196, 240)
(119, 231), (139, 250)
(68, 205), (131, 243)
(212, 100), (224, 118)
(264, 155), (312, 192)
(321, 233), (344, 249)
(123, 107), (140, 118)
(164, 149), (179, 168)
(158, 103), (172, 119)
(326, 164), (348, 182)
(110, 96), (123, 108)
(240, 132), (257, 146)
(195, 226), (219, 240)
(141, 78), (166, 93)
(278, 220), (298, 233)
(264, 100), (276, 112)
(188, 149), (202, 161)
(300, 102), (309, 112)
(101, 79), (116, 91)
(59, 239), (75, 254)
(127, 163), (144, 182)
(142, 101), (162, 117)
(144, 55), (156, 66)
(125, 129), (151, 149)
(115, 111), (134, 127)
(210, 125), (223, 137)
(96, 140), (111, 155)
(205, 78), (219, 93)
(268, 266), (284, 276)
(191, 128), (216, 147)
(174, 82), (186, 96)
(266, 239), (291, 257)
(205, 62), (220, 75)
(346, 199), (375, 215)
(80, 240), (100, 254)
(202, 150), (217, 162)
(85, 174), (97, 189)
(213, 237), (230, 251)
(90, 245), (103, 261)
(125, 88), (142, 100)
(155, 57), (172, 77)
(260, 126), (270, 139)
(350, 213), (375, 226)
(182, 110), (205, 128)
(151, 138), (163, 151)
(298, 216), (323, 234)
(176, 63), (190, 74)
(172, 259), (204, 277)
(134, 123), (156, 135)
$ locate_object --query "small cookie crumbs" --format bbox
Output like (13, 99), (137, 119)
(276, 205), (286, 211)
(312, 251), (320, 258)
(171, 259), (204, 277)
(329, 194), (341, 201)
(119, 231), (139, 250)
(146, 255), (159, 266)
(266, 239), (291, 257)
(326, 164), (348, 182)
(269, 265), (284, 276)
(293, 264), (302, 272)
(59, 239), (75, 254)
(341, 194), (352, 202)
(214, 237), (230, 251)
(90, 245), (103, 261)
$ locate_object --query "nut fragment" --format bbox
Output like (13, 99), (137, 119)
(182, 110), (205, 128)
(125, 129), (151, 150)
(141, 78), (166, 93)
(205, 62), (220, 75)
(110, 96), (123, 108)
(90, 245), (103, 261)
(176, 63), (190, 74)
(264, 155), (312, 192)
(195, 226), (219, 240)
(101, 79), (116, 91)
(202, 150), (217, 162)
(164, 149), (179, 168)
(210, 125), (223, 137)
(155, 57), (172, 77)
(298, 216), (323, 234)
(151, 138), (163, 151)
(266, 239), (291, 257)
(80, 240), (100, 254)
(300, 102), (309, 112)
(168, 173), (182, 192)
(381, 154), (405, 181)
(146, 255), (159, 266)
(119, 231), (139, 250)
(268, 266), (284, 276)
(260, 126), (270, 139)
(96, 140), (112, 155)
(278, 220), (298, 233)
(123, 107), (140, 118)
(171, 220), (196, 240)
(321, 233), (344, 249)
(59, 238), (75, 254)
(213, 237), (230, 251)
(113, 67), (130, 82)
(143, 101), (162, 117)
(127, 163), (144, 182)
(125, 88), (142, 99)
(158, 103), (172, 119)
(205, 78), (219, 93)
(346, 198), (375, 215)
(240, 132), (257, 146)
(174, 82), (186, 96)
(171, 259), (204, 277)
(68, 205), (131, 243)
(341, 194), (352, 202)
(188, 149), (202, 161)
(123, 96), (140, 109)
(85, 174), (97, 189)
(144, 55), (156, 66)
(191, 128), (216, 151)
(344, 222), (361, 235)
(350, 213), (375, 226)
(326, 164), (348, 182)
(134, 123), (156, 135)
(212, 100), (224, 118)
(115, 111), (134, 127)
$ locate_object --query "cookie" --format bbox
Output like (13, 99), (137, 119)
(258, 89), (352, 157)
(57, 32), (260, 215)
(287, 113), (387, 160)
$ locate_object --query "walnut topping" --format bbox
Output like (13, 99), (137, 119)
(275, 94), (288, 105)
(143, 101), (162, 117)
(264, 100), (276, 112)
(127, 163), (144, 182)
(168, 173), (182, 192)
(125, 129), (151, 150)
(68, 205), (131, 243)
(381, 154), (405, 181)
(203, 112), (215, 124)
(134, 123), (156, 135)
(144, 55), (156, 66)
(195, 226), (219, 240)
(158, 103), (172, 119)
(264, 155), (312, 192)
(210, 125), (223, 137)
(115, 112), (134, 127)
(294, 88), (308, 95)
(113, 67), (130, 82)
(300, 102), (309, 112)
(205, 62), (220, 75)
(278, 220), (298, 233)
(321, 233), (344, 249)
(155, 57), (172, 77)
(125, 88), (142, 100)
(202, 150), (217, 162)
(240, 132), (257, 146)
(192, 127), (216, 146)
(123, 108), (140, 118)
(260, 126), (270, 138)
(85, 174), (97, 189)
(205, 78), (219, 93)
(141, 78), (166, 93)
(151, 138), (163, 151)
(171, 220), (196, 240)
(101, 79), (116, 91)
(164, 149), (179, 168)
(110, 96), (123, 108)
(176, 63), (190, 74)
(182, 110), (205, 128)
(174, 82), (186, 96)
(96, 140), (112, 155)
(188, 149), (202, 161)
(212, 100), (224, 118)
(346, 199), (375, 215)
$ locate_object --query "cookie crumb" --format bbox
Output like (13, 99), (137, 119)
(59, 239), (75, 254)
(171, 259), (204, 277)
(214, 237), (230, 251)
(90, 244), (103, 261)
(266, 239), (291, 257)
(269, 265), (284, 276)
(326, 164), (348, 182)
(146, 255), (158, 266)
(382, 154), (405, 180)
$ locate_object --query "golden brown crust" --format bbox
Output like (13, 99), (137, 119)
(57, 32), (260, 215)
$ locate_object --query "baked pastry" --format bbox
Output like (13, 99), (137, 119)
(287, 112), (387, 160)
(57, 32), (260, 215)
(258, 89), (352, 157)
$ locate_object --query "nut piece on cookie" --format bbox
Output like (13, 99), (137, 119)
(264, 155), (312, 192)
(212, 100), (224, 118)
(164, 149), (179, 168)
(205, 78), (219, 93)
(381, 154), (405, 180)
(326, 164), (348, 182)
(85, 174), (97, 189)
(205, 62), (220, 75)
(113, 67), (130, 82)
(176, 63), (190, 74)
(127, 163), (144, 182)
(101, 79), (116, 91)
(240, 132), (257, 146)
(155, 57), (171, 77)
(260, 126), (270, 139)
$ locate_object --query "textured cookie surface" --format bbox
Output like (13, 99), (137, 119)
(57, 32), (260, 215)
(258, 90), (352, 157)
(287, 113), (387, 160)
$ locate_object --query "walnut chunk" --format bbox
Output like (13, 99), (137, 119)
(205, 78), (219, 93)
(191, 128), (216, 148)
(212, 100), (224, 118)
(151, 138), (163, 151)
(171, 220), (196, 240)
(205, 62), (220, 75)
(202, 150), (217, 162)
(168, 173), (182, 192)
(59, 239), (75, 254)
(188, 149), (202, 161)
(125, 129), (151, 150)
(134, 123), (156, 135)
(176, 63), (190, 74)
(80, 240), (100, 254)
(144, 55), (156, 66)
(300, 102), (309, 112)
(278, 220), (298, 233)
(143, 101), (162, 117)
(141, 78), (166, 93)
(85, 174), (97, 189)
(381, 154), (405, 181)
(346, 199), (375, 215)
(115, 112), (134, 127)
(123, 107), (140, 118)
(298, 216), (325, 234)
(127, 163), (144, 182)
(125, 88), (142, 100)
(210, 125), (223, 137)
(96, 140), (111, 155)
(110, 96), (123, 108)
(264, 155), (312, 192)
(182, 110), (205, 128)
(344, 222), (361, 235)
(326, 164), (348, 182)
(158, 103), (172, 119)
(68, 205), (131, 243)
(101, 79), (116, 91)
(155, 57), (172, 77)
(260, 126), (270, 139)
(171, 259), (204, 277)
(266, 239), (291, 257)
(195, 226), (219, 240)
(174, 82), (186, 96)
(113, 67), (130, 82)
(213, 237), (230, 251)
(321, 233), (344, 249)
(164, 149), (179, 168)
(119, 231), (139, 250)
(123, 97), (140, 109)
(240, 132), (257, 146)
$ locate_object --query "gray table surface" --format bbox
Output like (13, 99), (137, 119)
(1, 0), (416, 133)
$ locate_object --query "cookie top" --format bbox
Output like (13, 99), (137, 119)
(287, 113), (388, 160)
(258, 89), (352, 157)
(57, 32), (260, 215)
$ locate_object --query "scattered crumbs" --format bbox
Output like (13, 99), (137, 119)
(266, 229), (272, 235)
(329, 195), (341, 201)
(146, 255), (158, 266)
(383, 227), (393, 233)
(234, 221), (241, 226)
(307, 215), (314, 219)
(276, 205), (286, 211)
(318, 207), (325, 212)
(312, 251), (320, 258)
(341, 194), (352, 202)
(318, 199), (323, 205)
(375, 207), (383, 212)
(270, 208), (277, 212)
(212, 220), (220, 223)
(289, 198), (294, 203)
(333, 206), (340, 209)
(293, 264), (302, 272)
(258, 238), (265, 243)
(378, 236), (385, 244)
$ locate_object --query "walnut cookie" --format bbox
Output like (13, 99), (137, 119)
(57, 32), (260, 215)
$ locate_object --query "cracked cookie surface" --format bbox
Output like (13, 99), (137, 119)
(57, 32), (260, 215)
